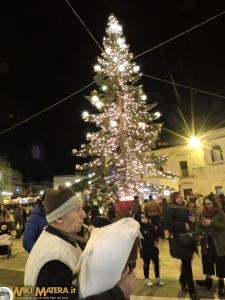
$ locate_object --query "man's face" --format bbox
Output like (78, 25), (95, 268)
(61, 204), (86, 234)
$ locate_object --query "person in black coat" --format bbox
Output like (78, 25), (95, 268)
(165, 192), (199, 300)
(140, 214), (164, 287)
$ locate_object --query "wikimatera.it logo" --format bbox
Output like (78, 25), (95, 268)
(0, 287), (76, 300)
(0, 287), (13, 300)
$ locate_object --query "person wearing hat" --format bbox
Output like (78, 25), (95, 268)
(24, 187), (135, 300)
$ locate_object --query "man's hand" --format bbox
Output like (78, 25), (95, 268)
(185, 223), (190, 231)
(117, 266), (137, 299)
(188, 216), (195, 223)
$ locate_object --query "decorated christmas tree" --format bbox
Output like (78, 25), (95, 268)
(73, 15), (174, 206)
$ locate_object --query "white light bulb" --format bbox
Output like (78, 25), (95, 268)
(118, 64), (125, 72)
(113, 57), (118, 63)
(86, 133), (91, 139)
(154, 112), (161, 118)
(94, 64), (101, 72)
(91, 95), (99, 102)
(110, 120), (117, 127)
(82, 111), (89, 119)
(133, 65), (140, 73)
(102, 85), (108, 91)
(141, 94), (147, 101)
(110, 23), (122, 33)
(138, 122), (146, 129)
(117, 37), (124, 46)
(105, 47), (111, 54)
(96, 101), (104, 109)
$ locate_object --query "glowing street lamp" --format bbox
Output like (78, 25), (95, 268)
(188, 136), (201, 150)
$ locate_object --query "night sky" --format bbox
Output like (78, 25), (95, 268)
(0, 0), (225, 182)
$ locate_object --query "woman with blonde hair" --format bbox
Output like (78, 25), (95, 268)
(196, 194), (225, 297)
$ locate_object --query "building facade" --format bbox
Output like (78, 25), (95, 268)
(151, 127), (225, 198)
(53, 174), (86, 190)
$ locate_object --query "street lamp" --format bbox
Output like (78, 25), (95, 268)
(188, 136), (201, 150)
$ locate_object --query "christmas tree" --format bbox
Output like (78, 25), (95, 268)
(73, 15), (174, 204)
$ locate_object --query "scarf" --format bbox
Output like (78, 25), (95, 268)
(202, 207), (220, 219)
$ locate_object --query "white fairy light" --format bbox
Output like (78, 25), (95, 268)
(133, 65), (140, 73)
(105, 47), (112, 54)
(91, 95), (99, 102)
(117, 37), (125, 46)
(94, 64), (101, 72)
(154, 112), (161, 118)
(141, 94), (147, 101)
(118, 64), (125, 72)
(138, 122), (146, 129)
(86, 133), (91, 140)
(82, 111), (89, 119)
(102, 85), (108, 91)
(95, 101), (104, 109)
(110, 120), (117, 127)
(110, 23), (122, 33)
(113, 57), (118, 63)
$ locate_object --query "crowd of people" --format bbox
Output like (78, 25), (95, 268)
(1, 188), (225, 300)
(0, 203), (34, 238)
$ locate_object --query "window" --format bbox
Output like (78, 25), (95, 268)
(215, 186), (223, 195)
(180, 161), (189, 177)
(211, 145), (223, 162)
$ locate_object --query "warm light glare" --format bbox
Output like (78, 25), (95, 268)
(188, 136), (201, 149)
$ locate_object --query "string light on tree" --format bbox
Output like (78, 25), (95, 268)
(82, 111), (89, 120)
(133, 65), (140, 73)
(154, 112), (161, 118)
(73, 15), (176, 204)
(101, 85), (108, 91)
(141, 94), (147, 101)
(94, 64), (102, 72)
(91, 95), (99, 103)
(110, 120), (117, 127)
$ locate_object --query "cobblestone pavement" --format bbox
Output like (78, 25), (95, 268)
(0, 238), (223, 299)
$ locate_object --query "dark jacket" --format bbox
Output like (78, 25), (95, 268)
(140, 221), (159, 259)
(165, 203), (197, 260)
(107, 203), (116, 220)
(196, 211), (225, 257)
(23, 203), (48, 253)
(132, 200), (141, 222)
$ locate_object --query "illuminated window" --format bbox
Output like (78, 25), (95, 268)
(211, 145), (223, 162)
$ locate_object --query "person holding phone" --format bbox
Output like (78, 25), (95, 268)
(196, 194), (225, 297)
